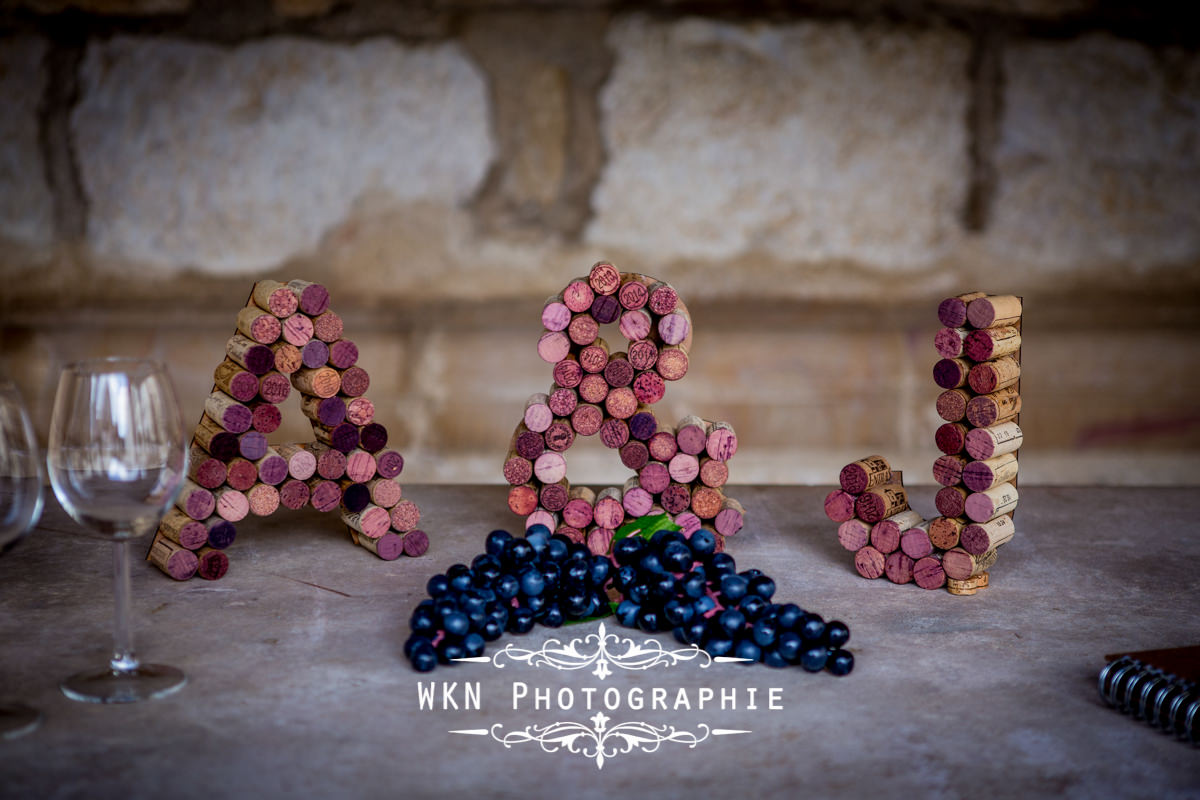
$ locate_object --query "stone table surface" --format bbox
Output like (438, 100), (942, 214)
(1, 485), (1198, 800)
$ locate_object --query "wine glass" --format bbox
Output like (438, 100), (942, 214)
(0, 378), (45, 738)
(46, 358), (188, 703)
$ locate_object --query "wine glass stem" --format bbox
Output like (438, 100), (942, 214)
(110, 538), (139, 674)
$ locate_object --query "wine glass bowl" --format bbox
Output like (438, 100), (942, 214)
(0, 377), (45, 738)
(47, 358), (188, 703)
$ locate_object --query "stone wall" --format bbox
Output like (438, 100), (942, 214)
(2, 1), (1198, 486)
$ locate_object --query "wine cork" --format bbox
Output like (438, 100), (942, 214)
(344, 449), (378, 484)
(300, 339), (328, 369)
(638, 461), (670, 494)
(705, 421), (738, 462)
(975, 572), (990, 589)
(855, 484), (909, 524)
(255, 449), (289, 486)
(312, 310), (343, 343)
(913, 555), (946, 590)
(188, 443), (227, 489)
(965, 421), (1023, 460)
(542, 294), (572, 332)
(714, 496), (745, 536)
(938, 291), (987, 328)
(656, 345), (689, 382)
(257, 372), (291, 405)
(540, 479), (570, 513)
(271, 341), (303, 375)
(942, 546), (1000, 580)
(628, 339), (658, 371)
(343, 505), (391, 539)
(545, 418), (575, 453)
(936, 388), (971, 422)
(674, 512), (701, 536)
(691, 486), (724, 520)
(523, 393), (553, 433)
(698, 457), (729, 488)
(621, 478), (655, 518)
(247, 483), (280, 516)
(249, 401), (281, 434)
(963, 452), (1019, 493)
(933, 357), (972, 390)
(214, 359), (260, 402)
(968, 356), (1020, 395)
(175, 478), (216, 521)
(196, 546), (230, 581)
(660, 482), (691, 515)
(839, 455), (892, 494)
(647, 426), (677, 462)
(358, 422), (389, 453)
(961, 516), (1015, 555)
(204, 390), (252, 434)
(552, 357), (583, 391)
(307, 442), (347, 480)
(648, 281), (678, 315)
(603, 354), (634, 388)
(594, 486), (625, 530)
(578, 373), (609, 405)
(934, 327), (969, 359)
(225, 458), (258, 491)
(605, 387), (638, 421)
(390, 499), (421, 532)
(568, 313), (600, 347)
(281, 312), (314, 347)
(675, 415), (707, 456)
(328, 339), (359, 370)
(366, 477), (402, 508)
(213, 486), (250, 522)
(287, 279), (330, 316)
(292, 366), (340, 398)
(340, 481), (371, 514)
(592, 293), (621, 326)
(278, 479), (311, 510)
(966, 388), (1022, 428)
(563, 277), (594, 313)
(237, 305), (282, 344)
(598, 418), (629, 450)
(658, 309), (690, 347)
(354, 530), (403, 561)
(313, 422), (360, 454)
(400, 528), (429, 557)
(239, 431), (267, 461)
(632, 370), (665, 405)
(964, 326), (1021, 362)
(929, 516), (967, 550)
(548, 386), (578, 418)
(824, 490), (857, 523)
(885, 551), (915, 584)
(339, 366), (370, 398)
(933, 454), (969, 487)
(202, 516), (236, 549)
(588, 261), (621, 295)
(965, 482), (1019, 523)
(570, 403), (603, 436)
(226, 334), (275, 375)
(935, 422), (969, 455)
(252, 279), (300, 317)
(148, 535), (199, 581)
(375, 450), (404, 479)
(945, 576), (979, 595)
(966, 294), (1022, 329)
(668, 452), (700, 484)
(869, 508), (925, 554)
(935, 484), (969, 518)
(900, 522), (935, 560)
(854, 545), (886, 580)
(562, 485), (596, 529)
(584, 527), (613, 555)
(308, 479), (342, 512)
(619, 440), (649, 470)
(274, 443), (317, 480)
(158, 509), (209, 550)
(618, 278), (648, 310)
(838, 519), (871, 552)
(345, 397), (374, 427)
(619, 308), (653, 342)
(537, 330), (571, 364)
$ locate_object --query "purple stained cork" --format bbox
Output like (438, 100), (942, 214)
(251, 401), (281, 434)
(328, 339), (358, 369)
(838, 519), (871, 552)
(401, 529), (429, 557)
(375, 450), (404, 479)
(342, 483), (371, 514)
(705, 424), (737, 462)
(657, 312), (690, 346)
(675, 417), (707, 456)
(900, 527), (934, 560)
(934, 327), (968, 359)
(549, 388), (578, 418)
(660, 483), (691, 515)
(301, 339), (329, 369)
(225, 370), (260, 402)
(290, 280), (330, 316)
(599, 418), (630, 449)
(885, 551), (914, 584)
(359, 423), (388, 453)
(544, 421), (574, 452)
(604, 357), (635, 388)
(935, 422), (968, 455)
(346, 397), (374, 426)
(542, 298), (572, 332)
(622, 486), (654, 518)
(618, 279), (648, 310)
(370, 532), (404, 561)
(313, 396), (347, 427)
(282, 313), (314, 346)
(936, 485), (969, 518)
(628, 410), (658, 441)
(515, 428), (545, 460)
(197, 548), (229, 580)
(620, 440), (649, 471)
(310, 480), (341, 512)
(340, 366), (370, 398)
(553, 357), (583, 389)
(823, 490), (857, 523)
(538, 331), (571, 364)
(638, 462), (670, 494)
(238, 431), (268, 461)
(241, 344), (275, 375)
(327, 423), (360, 454)
(913, 556), (946, 590)
(854, 545), (885, 580)
(591, 293), (621, 325)
(258, 373), (291, 404)
(256, 452), (289, 486)
(278, 479), (310, 509)
(648, 283), (677, 315)
(628, 339), (658, 371)
(933, 358), (971, 390)
(540, 483), (569, 513)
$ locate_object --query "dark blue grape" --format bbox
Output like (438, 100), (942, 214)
(614, 564), (638, 591)
(719, 574), (749, 605)
(426, 574), (450, 597)
(447, 564), (474, 592)
(627, 581), (650, 605)
(443, 611), (470, 637)
(639, 551), (667, 575)
(546, 536), (570, 562)
(487, 603), (509, 627)
(437, 640), (466, 664)
(739, 568), (764, 581)
(650, 572), (676, 599)
(521, 594), (546, 614)
(541, 603), (564, 627)
(404, 634), (433, 659)
(661, 541), (694, 573)
(462, 632), (486, 657)
(637, 608), (661, 633)
(481, 618), (503, 641)
(692, 595), (716, 616)
(410, 606), (438, 634)
(466, 608), (487, 631)
(748, 575), (776, 601)
(613, 536), (646, 566)
(565, 560), (589, 583)
(503, 538), (535, 569)
(471, 554), (502, 583)
(799, 644), (829, 673)
(717, 608), (747, 637)
(519, 566), (546, 597)
(688, 528), (717, 558)
(525, 525), (551, 553)
(734, 639), (762, 664)
(460, 590), (488, 616)
(776, 603), (803, 631)
(708, 552), (736, 579)
(434, 597), (460, 618)
(682, 571), (706, 599)
(663, 598), (694, 626)
(684, 619), (708, 646)
(762, 648), (789, 668)
(777, 631), (802, 662)
(587, 555), (611, 587)
(562, 582), (589, 617)
(740, 594), (768, 621)
(827, 649), (854, 676)
(540, 561), (561, 591)
(495, 574), (520, 601)
(486, 529), (513, 557)
(824, 620), (850, 649)
(616, 599), (641, 627)
(704, 635), (734, 657)
(752, 618), (778, 648)
(800, 613), (826, 642)
(508, 607), (535, 633)
(410, 643), (438, 672)
(568, 543), (591, 562)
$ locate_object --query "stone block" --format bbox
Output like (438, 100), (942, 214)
(586, 16), (970, 270)
(0, 37), (54, 251)
(73, 36), (494, 274)
(986, 35), (1200, 271)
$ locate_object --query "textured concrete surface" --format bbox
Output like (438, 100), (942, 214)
(1, 485), (1197, 799)
(0, 36), (54, 250)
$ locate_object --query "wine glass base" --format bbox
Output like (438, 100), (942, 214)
(0, 702), (41, 740)
(61, 664), (186, 704)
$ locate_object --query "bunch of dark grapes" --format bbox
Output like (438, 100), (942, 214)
(406, 524), (853, 676)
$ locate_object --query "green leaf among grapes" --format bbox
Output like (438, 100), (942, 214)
(611, 513), (680, 545)
(564, 601), (618, 626)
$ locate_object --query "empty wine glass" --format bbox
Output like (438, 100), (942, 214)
(0, 378), (45, 738)
(47, 358), (187, 703)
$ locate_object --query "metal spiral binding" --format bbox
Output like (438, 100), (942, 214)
(1098, 656), (1199, 746)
